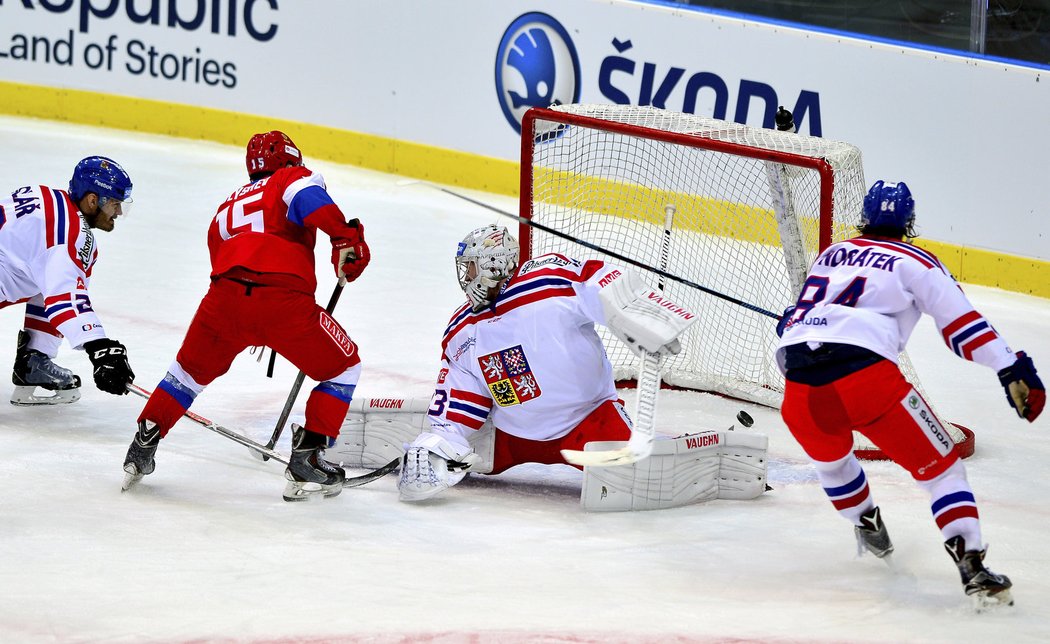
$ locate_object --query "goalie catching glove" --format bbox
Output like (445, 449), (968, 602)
(997, 351), (1045, 422)
(598, 269), (696, 357)
(331, 218), (370, 283)
(83, 338), (135, 395)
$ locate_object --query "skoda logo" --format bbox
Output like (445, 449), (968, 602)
(495, 12), (580, 134)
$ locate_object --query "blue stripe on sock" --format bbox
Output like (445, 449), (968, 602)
(314, 381), (356, 404)
(823, 470), (867, 497)
(931, 490), (976, 515)
(158, 373), (196, 410)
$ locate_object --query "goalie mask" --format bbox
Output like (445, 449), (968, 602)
(455, 225), (519, 312)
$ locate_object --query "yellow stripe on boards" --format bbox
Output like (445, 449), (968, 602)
(1, 80), (1045, 299)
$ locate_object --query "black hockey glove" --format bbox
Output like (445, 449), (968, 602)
(997, 351), (1045, 422)
(83, 338), (135, 395)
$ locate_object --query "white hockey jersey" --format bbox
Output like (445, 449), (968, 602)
(427, 254), (625, 450)
(776, 236), (1016, 374)
(0, 185), (105, 349)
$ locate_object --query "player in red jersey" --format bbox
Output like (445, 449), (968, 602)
(122, 131), (370, 501)
(776, 179), (1044, 609)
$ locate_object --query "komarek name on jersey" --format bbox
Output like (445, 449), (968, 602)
(776, 236), (1016, 374)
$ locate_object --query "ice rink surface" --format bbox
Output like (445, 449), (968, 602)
(1, 116), (1048, 643)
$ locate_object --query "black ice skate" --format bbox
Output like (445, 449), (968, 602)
(855, 506), (895, 559)
(282, 424), (345, 502)
(122, 420), (160, 492)
(11, 330), (82, 406)
(945, 536), (1014, 610)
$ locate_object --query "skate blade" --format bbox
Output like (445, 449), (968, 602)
(282, 480), (342, 503)
(10, 385), (81, 406)
(971, 588), (1014, 612)
(121, 464), (144, 492)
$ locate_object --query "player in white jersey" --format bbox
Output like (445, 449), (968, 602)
(776, 179), (1044, 609)
(0, 157), (137, 405)
(397, 224), (695, 501)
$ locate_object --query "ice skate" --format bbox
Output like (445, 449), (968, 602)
(122, 421), (160, 492)
(945, 536), (1013, 611)
(855, 506), (894, 559)
(10, 330), (82, 406)
(283, 424), (345, 502)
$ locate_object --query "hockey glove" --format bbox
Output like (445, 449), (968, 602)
(997, 351), (1045, 422)
(331, 219), (370, 283)
(83, 338), (135, 396)
(776, 306), (796, 338)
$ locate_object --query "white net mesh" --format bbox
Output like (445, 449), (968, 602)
(522, 104), (968, 454)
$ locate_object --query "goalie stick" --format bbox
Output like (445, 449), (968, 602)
(126, 383), (399, 488)
(561, 204), (674, 467)
(252, 279), (345, 462)
(411, 182), (780, 320)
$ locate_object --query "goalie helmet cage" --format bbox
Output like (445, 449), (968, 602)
(518, 104), (974, 460)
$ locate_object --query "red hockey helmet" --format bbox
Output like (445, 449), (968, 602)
(245, 130), (303, 179)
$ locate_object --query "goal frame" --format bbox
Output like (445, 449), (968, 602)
(519, 107), (837, 261)
(517, 105), (975, 460)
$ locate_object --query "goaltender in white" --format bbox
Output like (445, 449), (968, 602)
(337, 224), (768, 509)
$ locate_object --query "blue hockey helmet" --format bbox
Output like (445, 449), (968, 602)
(68, 156), (133, 204)
(862, 180), (914, 233)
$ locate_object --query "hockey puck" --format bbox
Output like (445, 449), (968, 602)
(736, 410), (754, 427)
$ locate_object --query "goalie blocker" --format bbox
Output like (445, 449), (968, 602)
(330, 396), (768, 511)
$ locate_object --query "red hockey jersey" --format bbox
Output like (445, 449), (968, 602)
(207, 166), (349, 293)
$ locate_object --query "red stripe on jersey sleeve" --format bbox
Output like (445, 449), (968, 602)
(452, 389), (492, 407)
(446, 411), (486, 430)
(50, 310), (76, 326)
(961, 331), (997, 360)
(24, 318), (61, 336)
(44, 293), (71, 306)
(941, 311), (982, 343)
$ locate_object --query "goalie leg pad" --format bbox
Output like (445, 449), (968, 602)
(581, 430), (767, 511)
(329, 397), (430, 467)
(329, 396), (496, 473)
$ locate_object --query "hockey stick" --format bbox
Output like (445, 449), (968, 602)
(128, 382), (289, 464)
(252, 280), (346, 462)
(127, 383), (400, 487)
(561, 204), (674, 467)
(416, 183), (780, 320)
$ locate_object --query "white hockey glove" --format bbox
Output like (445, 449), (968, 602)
(397, 432), (482, 502)
(598, 270), (696, 357)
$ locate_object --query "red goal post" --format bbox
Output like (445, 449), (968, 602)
(518, 104), (974, 459)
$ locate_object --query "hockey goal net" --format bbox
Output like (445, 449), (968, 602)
(519, 104), (973, 459)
